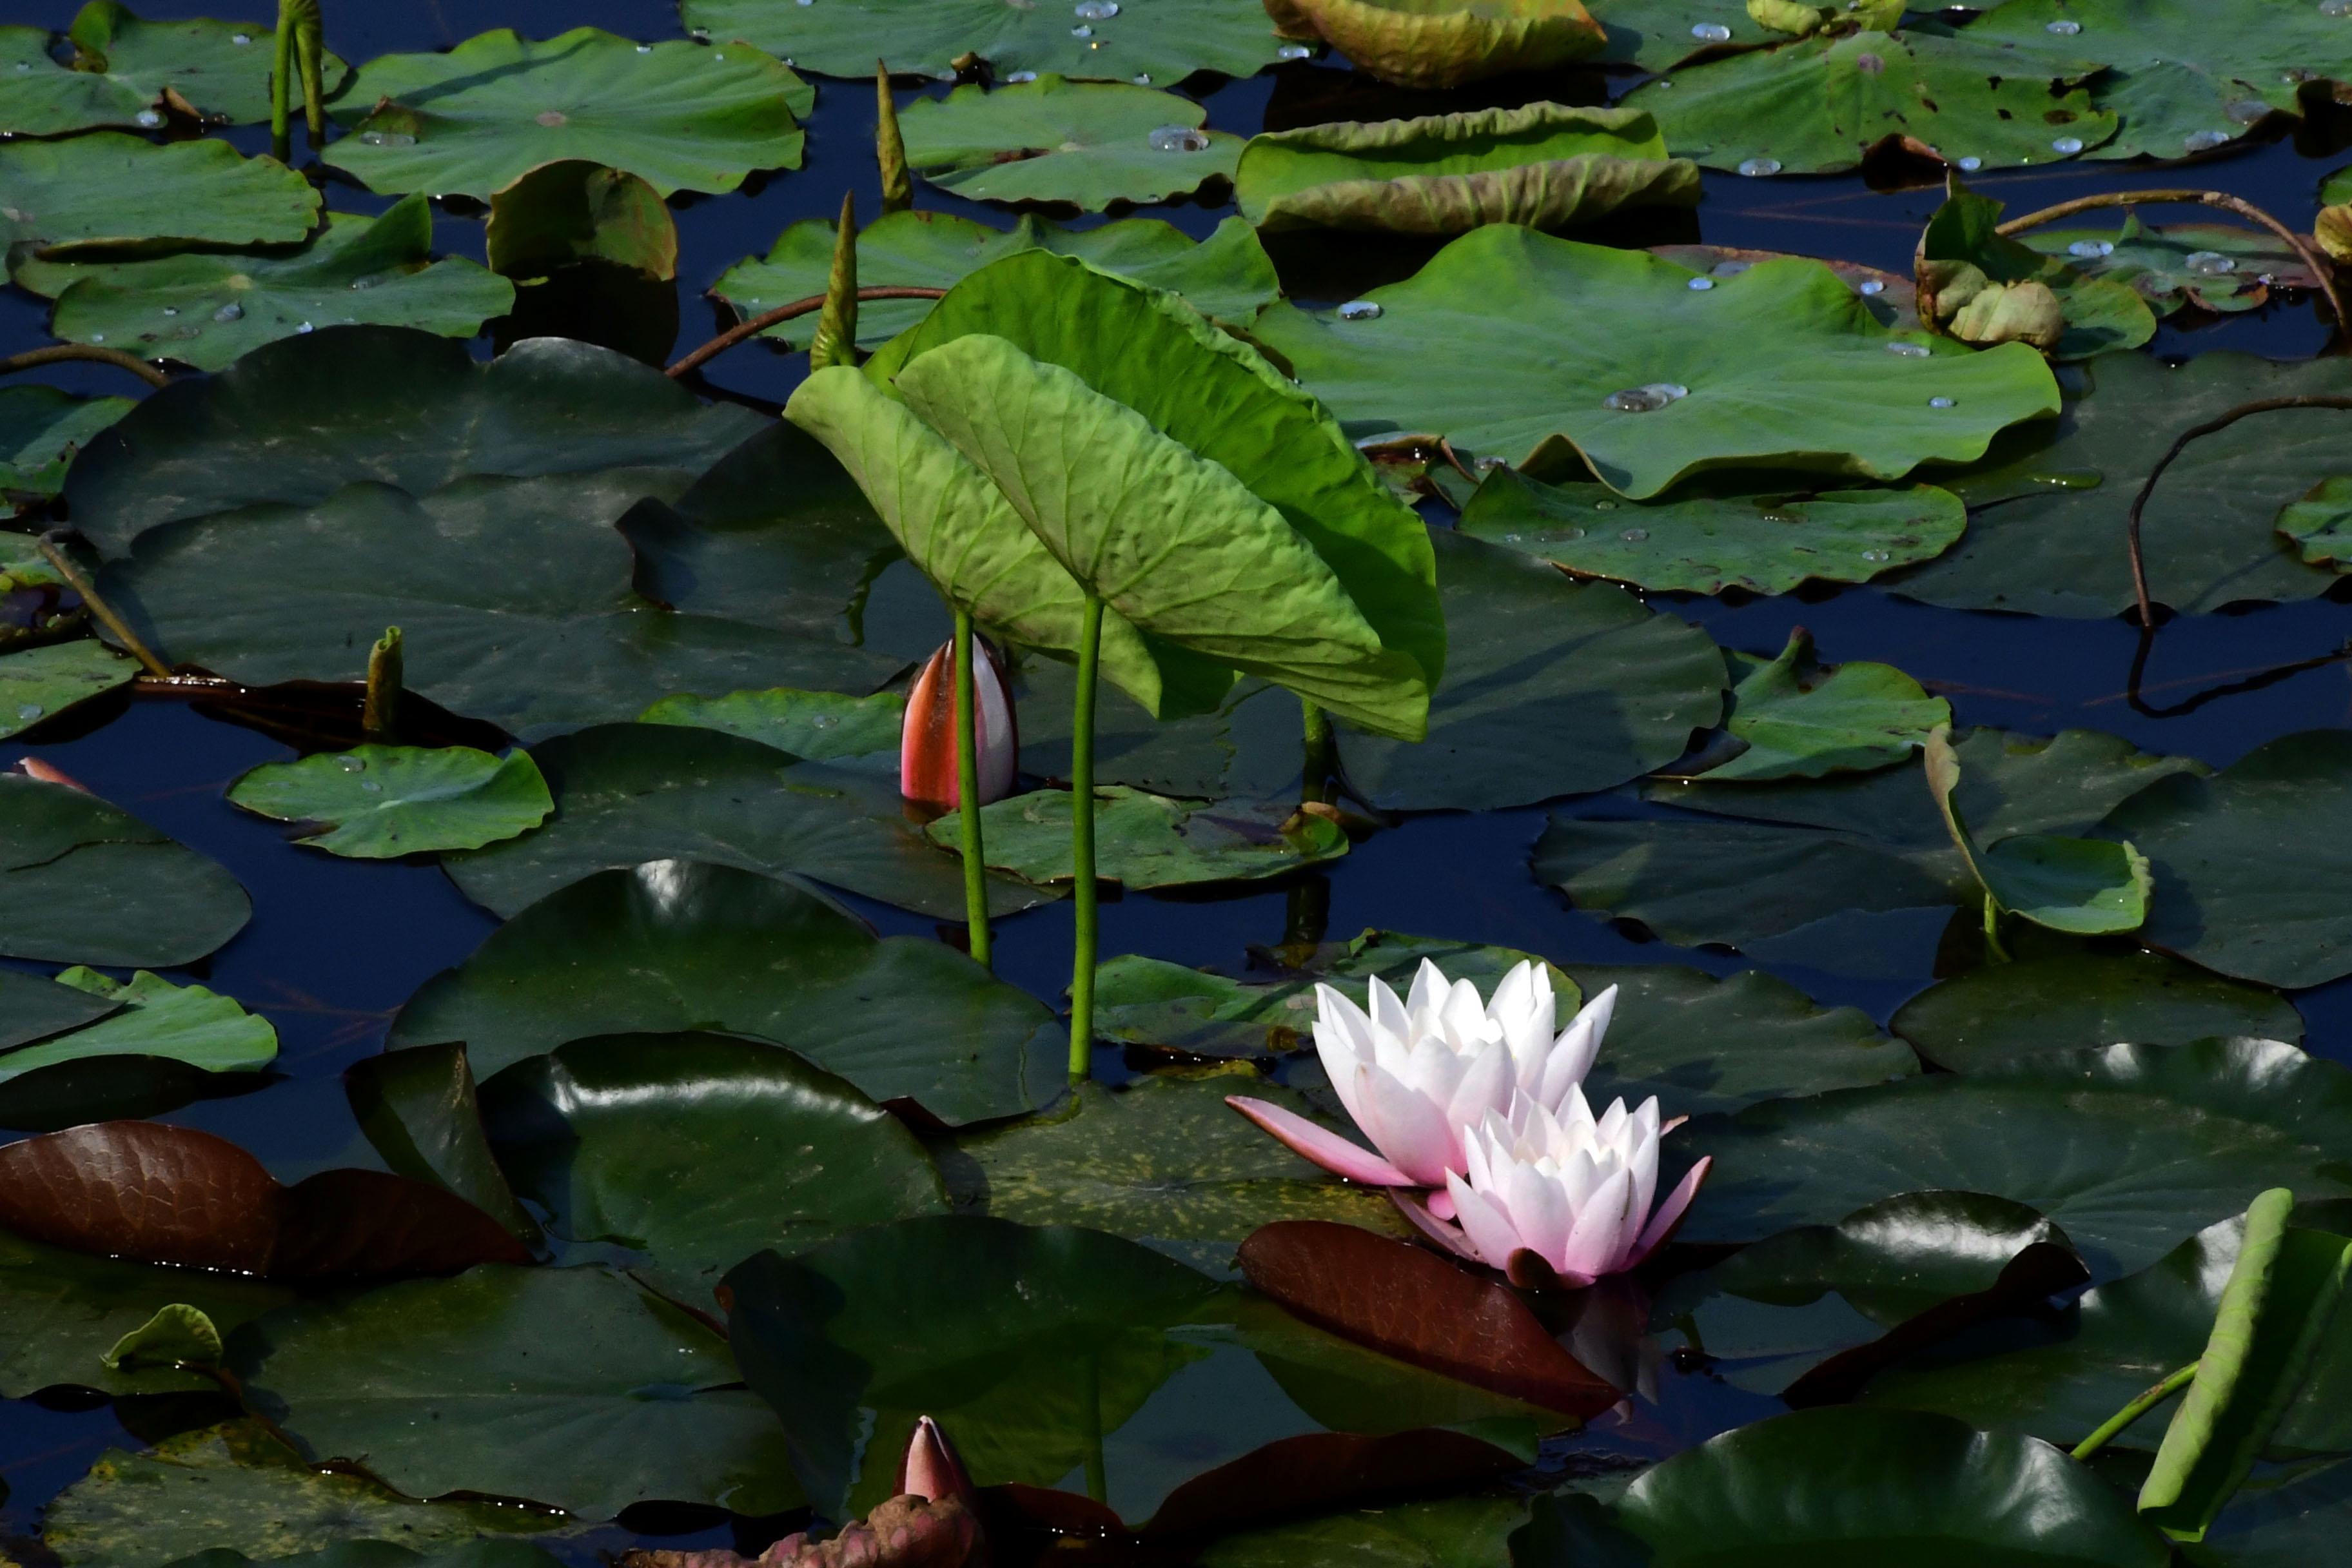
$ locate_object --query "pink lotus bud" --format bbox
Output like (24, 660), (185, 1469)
(901, 638), (1017, 812)
(12, 757), (92, 793)
(897, 1415), (976, 1507)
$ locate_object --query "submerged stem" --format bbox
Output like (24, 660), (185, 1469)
(35, 533), (170, 678)
(0, 343), (171, 388)
(2071, 1362), (2198, 1462)
(953, 607), (991, 971)
(1067, 593), (1104, 1083)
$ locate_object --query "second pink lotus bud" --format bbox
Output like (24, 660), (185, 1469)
(901, 637), (1018, 812)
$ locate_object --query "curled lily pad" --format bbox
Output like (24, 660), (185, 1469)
(1250, 226), (2061, 498)
(2275, 476), (2352, 569)
(2020, 217), (2318, 317)
(485, 159), (677, 282)
(1234, 104), (1700, 233)
(14, 197), (513, 375)
(1892, 951), (2304, 1072)
(1917, 178), (2156, 359)
(1687, 629), (1949, 783)
(936, 785), (1349, 890)
(228, 745), (554, 859)
(0, 639), (133, 740)
(896, 77), (1242, 210)
(638, 686), (905, 762)
(325, 29), (811, 200)
(0, 3), (348, 135)
(0, 1227), (293, 1398)
(1925, 728), (2151, 937)
(714, 210), (1279, 351)
(1263, 0), (1607, 89)
(0, 771), (250, 967)
(0, 132), (319, 251)
(0, 386), (130, 503)
(0, 968), (275, 1090)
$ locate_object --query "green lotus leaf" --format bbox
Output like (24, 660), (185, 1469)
(638, 686), (901, 765)
(324, 28), (810, 200)
(679, 0), (1289, 83)
(1926, 728), (2151, 936)
(1892, 951), (2304, 1072)
(0, 3), (349, 135)
(0, 131), (318, 251)
(1917, 179), (2156, 359)
(1265, 0), (1606, 89)
(14, 195), (513, 373)
(1583, 0), (1778, 69)
(1234, 103), (1700, 233)
(1687, 629), (1948, 783)
(0, 639), (134, 740)
(1622, 25), (2115, 174)
(1914, 351), (2352, 616)
(227, 744), (553, 859)
(387, 859), (1061, 1124)
(896, 76), (1242, 210)
(1250, 226), (2061, 498)
(935, 784), (1348, 889)
(715, 210), (1278, 351)
(0, 967), (117, 1052)
(1331, 527), (1721, 808)
(229, 1264), (801, 1520)
(0, 968), (275, 1090)
(1458, 468), (1966, 595)
(444, 724), (1044, 921)
(865, 251), (1446, 708)
(1676, 1038), (2352, 1279)
(343, 1044), (540, 1250)
(2020, 215), (2320, 318)
(480, 1033), (949, 1300)
(0, 771), (250, 966)
(0, 1228), (293, 1398)
(1198, 1494), (1531, 1568)
(0, 386), (130, 502)
(485, 159), (677, 282)
(2276, 475), (2352, 569)
(62, 327), (765, 558)
(895, 333), (1429, 737)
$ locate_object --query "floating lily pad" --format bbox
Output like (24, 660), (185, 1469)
(0, 967), (116, 1052)
(1265, 0), (1606, 88)
(389, 859), (1061, 1123)
(480, 1033), (949, 1301)
(1583, 0), (1779, 68)
(485, 158), (677, 282)
(0, 638), (133, 740)
(939, 785), (1348, 889)
(1686, 630), (1949, 783)
(1017, 664), (1304, 803)
(231, 1264), (801, 1520)
(1250, 227), (2061, 498)
(1197, 1494), (1531, 1568)
(0, 1227), (293, 1398)
(1926, 728), (2151, 937)
(1891, 951), (2304, 1072)
(1457, 469), (1968, 595)
(1332, 527), (1723, 811)
(714, 210), (1279, 351)
(2019, 216), (2319, 317)
(343, 1044), (540, 1250)
(14, 197), (513, 374)
(0, 772), (250, 966)
(325, 29), (810, 200)
(1916, 178), (2156, 359)
(443, 724), (1043, 923)
(680, 0), (1289, 84)
(0, 132), (318, 251)
(1622, 25), (2115, 174)
(2276, 476), (2352, 569)
(638, 686), (903, 763)
(1235, 103), (1700, 233)
(1677, 1038), (2352, 1279)
(0, 968), (276, 1090)
(0, 386), (130, 502)
(228, 745), (553, 859)
(0, 5), (349, 135)
(896, 76), (1242, 210)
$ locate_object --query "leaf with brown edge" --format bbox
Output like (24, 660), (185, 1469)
(1237, 1220), (1619, 1420)
(1144, 1427), (1524, 1540)
(0, 1122), (531, 1280)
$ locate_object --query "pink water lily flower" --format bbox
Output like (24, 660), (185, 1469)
(1228, 959), (1616, 1213)
(1398, 1090), (1710, 1289)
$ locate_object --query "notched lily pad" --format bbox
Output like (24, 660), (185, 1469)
(0, 131), (320, 251)
(1264, 0), (1607, 89)
(1916, 178), (2156, 360)
(228, 745), (554, 859)
(0, 5), (349, 135)
(1925, 727), (2151, 937)
(2020, 215), (2318, 318)
(2277, 476), (2352, 569)
(1892, 950), (2304, 1072)
(0, 386), (131, 504)
(0, 967), (276, 1090)
(0, 638), (134, 739)
(937, 785), (1349, 890)
(0, 771), (250, 967)
(1682, 629), (1948, 783)
(896, 76), (1243, 210)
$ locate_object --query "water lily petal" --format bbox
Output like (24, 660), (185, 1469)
(1447, 1172), (1525, 1268)
(1395, 1187), (1482, 1261)
(1538, 983), (1614, 1106)
(1629, 1155), (1712, 1268)
(1357, 1060), (1463, 1185)
(1557, 1165), (1636, 1280)
(1442, 1038), (1514, 1135)
(1226, 1095), (1415, 1187)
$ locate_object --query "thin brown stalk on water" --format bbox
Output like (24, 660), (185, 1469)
(0, 344), (171, 389)
(667, 286), (948, 378)
(34, 533), (172, 678)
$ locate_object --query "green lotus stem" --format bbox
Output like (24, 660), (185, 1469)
(362, 625), (402, 741)
(952, 607), (992, 970)
(271, 0), (325, 162)
(1300, 696), (1333, 806)
(1067, 593), (1104, 1083)
(808, 193), (860, 373)
(2072, 1362), (2198, 1462)
(1981, 893), (2011, 963)
(876, 59), (913, 215)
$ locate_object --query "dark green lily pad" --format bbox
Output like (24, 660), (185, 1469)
(1892, 952), (2304, 1072)
(443, 724), (1041, 921)
(939, 785), (1348, 890)
(1622, 25), (2115, 174)
(2020, 217), (2320, 318)
(1251, 227), (2061, 498)
(1688, 629), (1949, 783)
(713, 210), (1280, 351)
(1457, 469), (1967, 596)
(1584, 0), (1776, 68)
(1333, 527), (1723, 811)
(0, 968), (275, 1089)
(1917, 178), (2156, 359)
(0, 639), (134, 740)
(0, 772), (250, 966)
(0, 132), (319, 251)
(1235, 103), (1700, 233)
(0, 5), (348, 135)
(1926, 727), (2151, 937)
(1677, 1038), (2352, 1279)
(325, 29), (810, 200)
(230, 1263), (802, 1520)
(0, 967), (116, 1052)
(0, 386), (131, 502)
(228, 745), (553, 859)
(0, 1226), (293, 1398)
(639, 687), (903, 763)
(1198, 1493), (1531, 1568)
(14, 197), (513, 374)
(1017, 664), (1304, 803)
(480, 1033), (948, 1301)
(896, 76), (1242, 210)
(2276, 476), (2352, 569)
(344, 1044), (540, 1250)
(485, 159), (678, 282)
(388, 859), (1061, 1124)
(678, 0), (1289, 84)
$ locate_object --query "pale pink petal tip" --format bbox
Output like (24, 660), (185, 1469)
(1391, 1189), (1481, 1261)
(1225, 1095), (1414, 1187)
(897, 1415), (975, 1505)
(1424, 1185), (1457, 1222)
(1629, 1155), (1711, 1268)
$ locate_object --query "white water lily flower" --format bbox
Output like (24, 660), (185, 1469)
(1228, 959), (1616, 1202)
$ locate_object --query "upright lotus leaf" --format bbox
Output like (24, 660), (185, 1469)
(0, 386), (131, 503)
(1249, 227), (2061, 497)
(714, 211), (1280, 351)
(0, 640), (135, 739)
(865, 251), (1446, 705)
(1925, 729), (2150, 936)
(101, 1301), (224, 1373)
(1916, 178), (2156, 359)
(324, 29), (811, 200)
(935, 785), (1349, 889)
(895, 77), (1242, 210)
(1621, 26), (2115, 174)
(1892, 951), (2304, 1072)
(227, 745), (553, 859)
(344, 1044), (540, 1250)
(0, 5), (346, 133)
(1688, 630), (1948, 783)
(638, 687), (904, 761)
(2021, 216), (2319, 318)
(1234, 103), (1700, 233)
(485, 159), (678, 282)
(1263, 0), (1607, 88)
(896, 333), (1429, 738)
(0, 968), (276, 1089)
(0, 772), (250, 966)
(387, 859), (1062, 1124)
(2277, 477), (2352, 569)
(0, 132), (319, 251)
(678, 0), (1289, 83)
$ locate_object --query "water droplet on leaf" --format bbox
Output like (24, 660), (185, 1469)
(231, 32), (251, 43)
(338, 756), (365, 772)
(1687, 276), (1714, 290)
(2325, 0), (2352, 16)
(297, 321), (314, 333)
(1928, 395), (1955, 408)
(1956, 155), (1982, 172)
(1885, 341), (1930, 357)
(2184, 128), (2231, 151)
(358, 130), (416, 146)
(16, 703), (42, 720)
(1690, 21), (1731, 40)
(1146, 124), (1208, 152)
(1006, 69), (1037, 81)
(360, 779), (383, 793)
(1736, 157), (1781, 177)
(134, 109), (164, 128)
(213, 302), (244, 322)
(1857, 278), (1886, 295)
(2050, 135), (2084, 154)
(2184, 250), (2235, 276)
(1621, 528), (1649, 542)
(161, 306), (178, 316)
(1278, 43), (1313, 58)
(1602, 383), (1687, 412)
(1071, 23), (1092, 36)
(1861, 548), (1890, 562)
(2046, 17), (2081, 32)
(1336, 299), (1382, 320)
(1075, 0), (1119, 17)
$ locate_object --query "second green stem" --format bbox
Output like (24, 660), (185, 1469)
(952, 607), (991, 970)
(1067, 593), (1104, 1083)
(2070, 1362), (2198, 1462)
